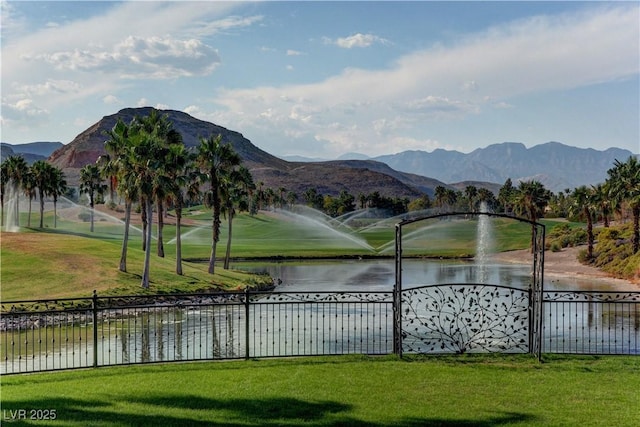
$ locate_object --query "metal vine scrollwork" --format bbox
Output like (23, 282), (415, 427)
(401, 284), (529, 354)
(543, 291), (640, 302)
(250, 291), (393, 304)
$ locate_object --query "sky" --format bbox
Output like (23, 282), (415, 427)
(1, 1), (639, 159)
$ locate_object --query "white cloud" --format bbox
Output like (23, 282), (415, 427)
(103, 95), (121, 105)
(286, 49), (303, 56)
(1, 99), (50, 130)
(326, 33), (390, 48)
(0, 0), (25, 38)
(24, 36), (221, 79)
(188, 15), (263, 37)
(213, 5), (639, 156)
(14, 79), (83, 97)
(184, 105), (203, 117)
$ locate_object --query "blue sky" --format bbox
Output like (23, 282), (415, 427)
(1, 1), (638, 158)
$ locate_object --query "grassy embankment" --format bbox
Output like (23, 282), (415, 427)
(0, 205), (629, 301)
(2, 354), (639, 426)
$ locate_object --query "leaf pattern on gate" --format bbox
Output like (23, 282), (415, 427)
(401, 285), (529, 354)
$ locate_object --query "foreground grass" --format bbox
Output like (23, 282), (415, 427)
(2, 355), (639, 426)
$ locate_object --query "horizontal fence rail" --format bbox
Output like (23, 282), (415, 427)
(2, 288), (639, 374)
(1, 291), (394, 374)
(542, 291), (640, 355)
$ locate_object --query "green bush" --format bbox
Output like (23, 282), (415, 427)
(591, 223), (639, 281)
(546, 223), (587, 250)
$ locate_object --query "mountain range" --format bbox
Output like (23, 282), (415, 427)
(4, 107), (637, 196)
(1, 141), (63, 164)
(373, 142), (635, 192)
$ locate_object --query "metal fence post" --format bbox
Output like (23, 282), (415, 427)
(244, 288), (250, 359)
(394, 223), (403, 357)
(92, 290), (98, 368)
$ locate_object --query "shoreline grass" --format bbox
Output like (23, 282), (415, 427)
(2, 354), (639, 426)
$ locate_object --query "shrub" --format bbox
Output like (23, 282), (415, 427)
(549, 241), (562, 252)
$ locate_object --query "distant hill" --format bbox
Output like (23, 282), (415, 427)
(1, 141), (63, 164)
(16, 107), (635, 198)
(49, 107), (424, 199)
(374, 142), (636, 192)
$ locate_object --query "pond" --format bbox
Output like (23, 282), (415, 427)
(230, 258), (636, 292)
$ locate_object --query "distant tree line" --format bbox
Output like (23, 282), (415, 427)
(201, 156), (640, 260)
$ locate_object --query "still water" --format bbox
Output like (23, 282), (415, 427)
(231, 258), (635, 292)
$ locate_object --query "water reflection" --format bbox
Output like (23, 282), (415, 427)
(2, 260), (637, 374)
(232, 259), (633, 292)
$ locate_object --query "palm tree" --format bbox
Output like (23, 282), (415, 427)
(127, 124), (163, 287)
(49, 167), (67, 228)
(445, 189), (458, 211)
(132, 110), (178, 258)
(223, 166), (254, 270)
(197, 134), (241, 274)
(512, 180), (551, 251)
(79, 164), (107, 232)
(4, 156), (29, 228)
(434, 186), (448, 211)
(464, 185), (478, 211)
(116, 159), (139, 273)
(164, 143), (196, 275)
(591, 183), (611, 227)
(607, 156), (640, 253)
(498, 178), (515, 214)
(103, 118), (138, 272)
(31, 160), (55, 228)
(569, 186), (596, 260)
(22, 170), (36, 227)
(0, 160), (8, 227)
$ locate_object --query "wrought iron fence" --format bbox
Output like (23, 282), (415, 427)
(2, 288), (638, 374)
(542, 290), (640, 354)
(1, 290), (394, 374)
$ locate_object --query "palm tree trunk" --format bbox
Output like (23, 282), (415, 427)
(15, 191), (19, 227)
(209, 189), (221, 275)
(89, 193), (95, 232)
(209, 209), (220, 275)
(176, 207), (183, 275)
(27, 196), (32, 227)
(633, 205), (639, 254)
(224, 210), (233, 270)
(157, 199), (165, 257)
(119, 200), (131, 272)
(141, 199), (147, 251)
(141, 198), (153, 288)
(39, 190), (45, 228)
(209, 229), (218, 274)
(586, 212), (594, 260)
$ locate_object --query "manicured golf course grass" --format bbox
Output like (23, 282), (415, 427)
(1, 208), (574, 301)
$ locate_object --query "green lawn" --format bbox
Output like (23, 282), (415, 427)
(2, 355), (639, 426)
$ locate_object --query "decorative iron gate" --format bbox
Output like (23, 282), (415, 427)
(393, 212), (545, 359)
